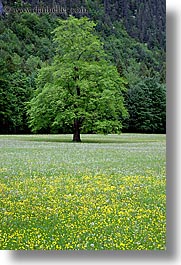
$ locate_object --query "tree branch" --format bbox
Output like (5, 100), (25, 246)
(77, 49), (86, 61)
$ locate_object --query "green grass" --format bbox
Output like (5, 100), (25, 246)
(0, 134), (166, 250)
(0, 133), (165, 143)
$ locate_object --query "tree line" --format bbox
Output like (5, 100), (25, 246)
(0, 1), (166, 136)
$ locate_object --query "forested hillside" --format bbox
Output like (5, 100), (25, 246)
(0, 0), (166, 134)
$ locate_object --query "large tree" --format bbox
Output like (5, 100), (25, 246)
(27, 16), (127, 141)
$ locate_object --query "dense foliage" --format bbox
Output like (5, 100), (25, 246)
(0, 11), (57, 133)
(27, 17), (127, 141)
(0, 0), (166, 134)
(125, 78), (166, 133)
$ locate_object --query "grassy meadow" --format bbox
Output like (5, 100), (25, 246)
(0, 134), (166, 250)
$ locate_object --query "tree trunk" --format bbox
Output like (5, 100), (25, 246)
(73, 118), (81, 142)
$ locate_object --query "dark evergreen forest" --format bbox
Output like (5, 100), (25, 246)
(0, 0), (166, 134)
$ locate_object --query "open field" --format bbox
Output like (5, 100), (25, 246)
(0, 134), (166, 250)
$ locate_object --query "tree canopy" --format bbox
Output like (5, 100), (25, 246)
(0, 1), (166, 134)
(124, 78), (166, 133)
(27, 16), (128, 141)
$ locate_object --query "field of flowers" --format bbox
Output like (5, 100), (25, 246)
(0, 134), (166, 250)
